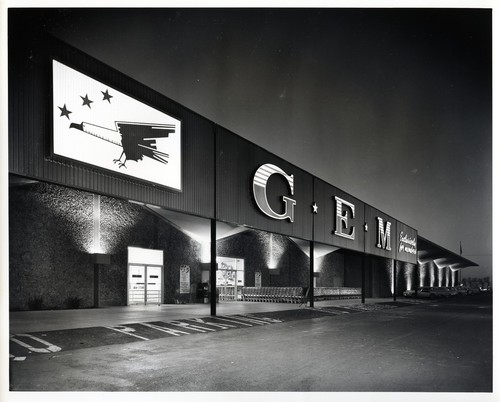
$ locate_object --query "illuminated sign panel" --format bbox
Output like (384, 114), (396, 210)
(52, 60), (182, 191)
(399, 233), (417, 255)
(396, 221), (418, 264)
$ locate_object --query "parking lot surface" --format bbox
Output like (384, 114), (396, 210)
(7, 294), (493, 395)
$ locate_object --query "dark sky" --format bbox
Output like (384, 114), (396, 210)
(10, 8), (493, 277)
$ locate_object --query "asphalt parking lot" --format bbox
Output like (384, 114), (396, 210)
(8, 294), (493, 394)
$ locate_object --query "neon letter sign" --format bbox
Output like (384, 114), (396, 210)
(253, 163), (296, 222)
(334, 196), (356, 240)
(376, 217), (392, 251)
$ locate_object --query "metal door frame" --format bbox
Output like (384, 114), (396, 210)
(127, 263), (164, 305)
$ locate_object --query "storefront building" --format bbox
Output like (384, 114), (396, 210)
(8, 33), (477, 313)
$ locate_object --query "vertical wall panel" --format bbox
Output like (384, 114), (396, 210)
(216, 126), (313, 240)
(314, 178), (365, 252)
(364, 205), (396, 260)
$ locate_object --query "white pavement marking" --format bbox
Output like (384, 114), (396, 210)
(227, 315), (273, 325)
(139, 323), (190, 337)
(10, 334), (61, 353)
(246, 315), (283, 323)
(186, 318), (236, 330)
(211, 316), (254, 327)
(168, 321), (216, 333)
(104, 326), (150, 341)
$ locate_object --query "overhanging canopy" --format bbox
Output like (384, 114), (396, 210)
(417, 236), (478, 270)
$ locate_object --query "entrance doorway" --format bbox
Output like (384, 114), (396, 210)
(128, 247), (164, 306)
(128, 265), (163, 305)
(216, 257), (244, 301)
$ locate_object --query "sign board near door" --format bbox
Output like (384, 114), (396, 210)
(180, 265), (190, 294)
(255, 271), (262, 288)
(128, 247), (163, 265)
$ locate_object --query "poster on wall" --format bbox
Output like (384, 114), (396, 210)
(216, 269), (236, 286)
(255, 271), (262, 288)
(52, 60), (182, 191)
(180, 265), (190, 294)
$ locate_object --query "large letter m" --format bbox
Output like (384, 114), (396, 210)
(376, 217), (391, 251)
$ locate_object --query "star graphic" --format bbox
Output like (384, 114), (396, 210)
(81, 94), (93, 108)
(102, 89), (113, 103)
(364, 223), (369, 232)
(312, 202), (319, 214)
(58, 104), (72, 119)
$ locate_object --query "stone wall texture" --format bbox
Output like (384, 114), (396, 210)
(11, 181), (425, 310)
(216, 230), (309, 288)
(9, 182), (203, 310)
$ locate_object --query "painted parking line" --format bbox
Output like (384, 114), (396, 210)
(185, 317), (237, 330)
(10, 334), (61, 353)
(104, 325), (150, 341)
(139, 322), (190, 337)
(10, 333), (63, 360)
(9, 314), (286, 361)
(10, 303), (435, 362)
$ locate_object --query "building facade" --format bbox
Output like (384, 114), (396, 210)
(8, 31), (477, 313)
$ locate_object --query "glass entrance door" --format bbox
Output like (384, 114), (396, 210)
(128, 264), (163, 305)
(216, 257), (244, 301)
(217, 268), (237, 301)
(146, 266), (162, 305)
(128, 264), (146, 305)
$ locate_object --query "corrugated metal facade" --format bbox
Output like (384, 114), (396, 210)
(9, 33), (215, 218)
(313, 178), (365, 253)
(364, 205), (397, 260)
(216, 126), (314, 240)
(9, 31), (420, 263)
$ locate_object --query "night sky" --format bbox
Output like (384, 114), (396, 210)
(8, 7), (493, 277)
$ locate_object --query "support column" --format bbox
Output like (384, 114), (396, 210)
(94, 263), (100, 308)
(361, 255), (366, 304)
(393, 259), (397, 301)
(93, 194), (101, 308)
(309, 241), (314, 308)
(210, 219), (217, 316)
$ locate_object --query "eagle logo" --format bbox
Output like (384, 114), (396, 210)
(53, 59), (182, 190)
(69, 121), (175, 168)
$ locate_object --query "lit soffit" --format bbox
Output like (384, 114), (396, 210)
(144, 205), (248, 243)
(289, 237), (339, 258)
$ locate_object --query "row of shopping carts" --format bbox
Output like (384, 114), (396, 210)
(241, 287), (306, 303)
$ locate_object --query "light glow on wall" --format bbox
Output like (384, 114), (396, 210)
(200, 241), (211, 263)
(268, 233), (278, 269)
(430, 264), (436, 287)
(262, 232), (285, 270)
(391, 265), (395, 295)
(419, 264), (427, 287)
(403, 264), (413, 290)
(438, 267), (445, 286)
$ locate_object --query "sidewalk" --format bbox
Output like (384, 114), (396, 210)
(10, 297), (404, 334)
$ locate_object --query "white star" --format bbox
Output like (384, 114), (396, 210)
(312, 202), (319, 214)
(364, 223), (368, 232)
